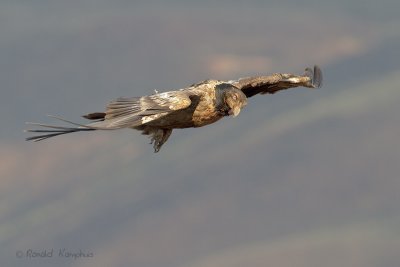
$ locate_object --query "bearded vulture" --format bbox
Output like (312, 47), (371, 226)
(26, 65), (322, 152)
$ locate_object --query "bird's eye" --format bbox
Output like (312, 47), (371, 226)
(232, 94), (238, 100)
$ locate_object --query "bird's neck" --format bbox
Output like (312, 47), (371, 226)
(214, 87), (230, 116)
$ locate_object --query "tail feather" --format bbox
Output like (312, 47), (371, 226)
(25, 115), (96, 142)
(82, 112), (106, 120)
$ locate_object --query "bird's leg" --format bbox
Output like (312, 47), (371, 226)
(149, 129), (172, 152)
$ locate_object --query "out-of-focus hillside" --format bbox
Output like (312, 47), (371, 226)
(1, 2), (400, 267)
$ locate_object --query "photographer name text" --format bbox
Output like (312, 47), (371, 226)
(16, 248), (94, 260)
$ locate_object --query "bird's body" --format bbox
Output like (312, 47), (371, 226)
(137, 81), (231, 129)
(26, 66), (322, 152)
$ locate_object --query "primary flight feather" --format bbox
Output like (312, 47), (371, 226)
(26, 65), (322, 152)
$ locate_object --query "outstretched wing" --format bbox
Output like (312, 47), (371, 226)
(88, 91), (192, 129)
(232, 65), (323, 98)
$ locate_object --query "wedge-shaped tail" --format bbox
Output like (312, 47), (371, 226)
(25, 115), (97, 142)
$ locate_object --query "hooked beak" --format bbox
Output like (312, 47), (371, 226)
(229, 107), (241, 117)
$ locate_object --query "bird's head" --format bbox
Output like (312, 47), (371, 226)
(222, 86), (248, 117)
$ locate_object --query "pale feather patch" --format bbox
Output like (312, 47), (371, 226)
(141, 113), (168, 124)
(226, 79), (238, 84)
(148, 92), (191, 110)
(285, 77), (301, 83)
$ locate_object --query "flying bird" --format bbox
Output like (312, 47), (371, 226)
(26, 65), (322, 152)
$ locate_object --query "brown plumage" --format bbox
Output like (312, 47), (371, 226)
(26, 65), (322, 152)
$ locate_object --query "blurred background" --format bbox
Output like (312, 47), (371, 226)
(1, 0), (400, 266)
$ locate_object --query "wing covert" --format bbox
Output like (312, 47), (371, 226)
(89, 91), (192, 129)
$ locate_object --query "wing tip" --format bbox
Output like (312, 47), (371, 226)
(312, 65), (323, 88)
(304, 65), (323, 89)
